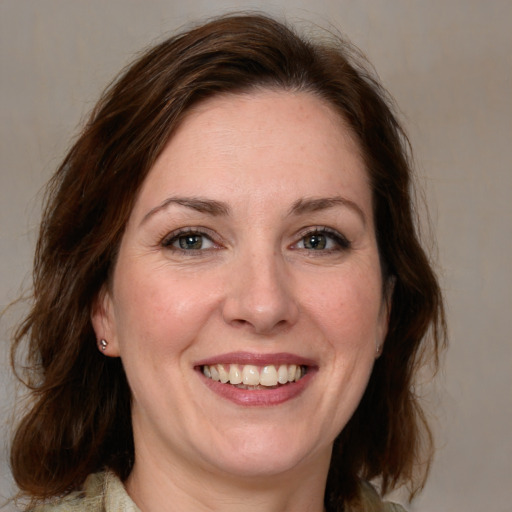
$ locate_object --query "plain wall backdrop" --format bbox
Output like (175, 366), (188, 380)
(1, 1), (511, 511)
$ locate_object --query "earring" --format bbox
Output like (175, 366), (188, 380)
(376, 343), (382, 357)
(99, 339), (108, 351)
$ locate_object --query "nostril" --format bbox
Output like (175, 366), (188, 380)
(230, 318), (251, 328)
(227, 317), (292, 337)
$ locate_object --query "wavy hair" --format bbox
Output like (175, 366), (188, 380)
(10, 13), (446, 511)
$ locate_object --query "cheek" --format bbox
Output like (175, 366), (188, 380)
(112, 266), (222, 355)
(304, 268), (384, 345)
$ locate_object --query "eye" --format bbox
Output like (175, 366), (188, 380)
(294, 228), (350, 251)
(302, 233), (329, 250)
(162, 229), (217, 251)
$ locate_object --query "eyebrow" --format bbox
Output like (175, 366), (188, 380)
(141, 196), (230, 225)
(289, 196), (367, 225)
(141, 195), (366, 225)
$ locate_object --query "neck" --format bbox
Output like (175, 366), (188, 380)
(125, 444), (330, 512)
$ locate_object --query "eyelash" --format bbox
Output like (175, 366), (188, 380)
(160, 226), (351, 254)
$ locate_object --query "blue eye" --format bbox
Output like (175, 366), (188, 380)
(163, 231), (216, 251)
(178, 234), (203, 250)
(296, 229), (350, 251)
(303, 233), (328, 250)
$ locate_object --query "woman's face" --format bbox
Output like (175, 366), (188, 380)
(93, 90), (390, 481)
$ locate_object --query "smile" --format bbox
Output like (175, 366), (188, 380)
(202, 364), (307, 388)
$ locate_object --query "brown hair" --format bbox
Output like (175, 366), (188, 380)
(10, 13), (446, 511)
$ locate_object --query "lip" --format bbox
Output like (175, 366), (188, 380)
(195, 352), (318, 406)
(194, 351), (317, 367)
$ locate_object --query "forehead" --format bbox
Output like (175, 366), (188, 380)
(131, 89), (371, 218)
(183, 88), (362, 155)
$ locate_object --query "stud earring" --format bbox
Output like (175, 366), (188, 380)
(376, 343), (383, 357)
(99, 339), (108, 351)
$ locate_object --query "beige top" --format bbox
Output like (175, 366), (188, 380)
(33, 473), (138, 512)
(33, 471), (406, 512)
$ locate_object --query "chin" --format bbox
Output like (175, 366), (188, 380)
(199, 426), (328, 479)
(212, 451), (309, 479)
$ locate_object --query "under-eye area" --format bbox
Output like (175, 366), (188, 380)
(200, 364), (308, 389)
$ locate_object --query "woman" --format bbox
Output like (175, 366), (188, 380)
(10, 13), (446, 512)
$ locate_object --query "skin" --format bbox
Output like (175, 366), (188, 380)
(92, 90), (391, 512)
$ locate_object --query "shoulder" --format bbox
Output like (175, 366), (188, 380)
(359, 480), (408, 512)
(31, 473), (104, 512)
(31, 472), (139, 512)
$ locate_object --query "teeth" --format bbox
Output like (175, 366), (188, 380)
(277, 364), (289, 384)
(210, 366), (220, 382)
(202, 363), (306, 387)
(229, 365), (242, 384)
(260, 365), (278, 387)
(218, 364), (229, 383)
(242, 365), (259, 386)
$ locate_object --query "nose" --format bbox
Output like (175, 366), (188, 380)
(221, 248), (300, 335)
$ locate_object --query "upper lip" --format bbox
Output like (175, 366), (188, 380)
(194, 351), (317, 368)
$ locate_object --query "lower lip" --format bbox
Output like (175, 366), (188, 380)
(198, 370), (315, 406)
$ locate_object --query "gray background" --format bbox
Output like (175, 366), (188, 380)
(1, 1), (511, 511)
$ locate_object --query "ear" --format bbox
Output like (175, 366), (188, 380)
(376, 275), (396, 358)
(91, 285), (121, 357)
